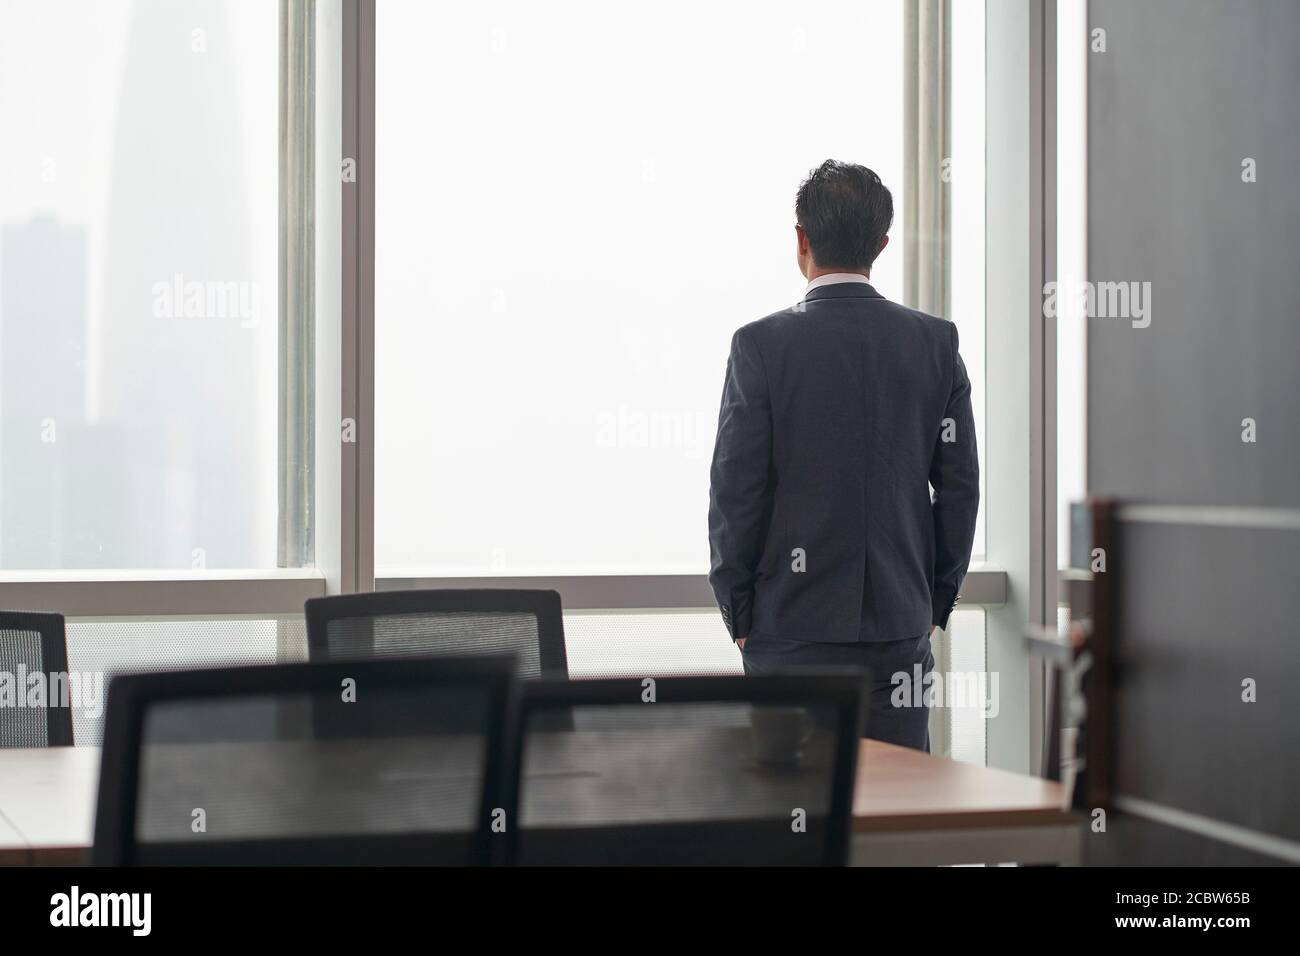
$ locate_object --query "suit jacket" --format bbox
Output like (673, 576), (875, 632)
(708, 281), (979, 644)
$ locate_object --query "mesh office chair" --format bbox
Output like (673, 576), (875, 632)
(0, 611), (74, 747)
(500, 674), (864, 866)
(92, 656), (516, 865)
(304, 589), (567, 678)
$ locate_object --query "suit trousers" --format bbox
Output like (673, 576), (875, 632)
(740, 632), (935, 752)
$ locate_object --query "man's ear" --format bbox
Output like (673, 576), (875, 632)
(795, 224), (811, 257)
(876, 234), (890, 258)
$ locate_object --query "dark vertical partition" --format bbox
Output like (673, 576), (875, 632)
(1086, 0), (1300, 865)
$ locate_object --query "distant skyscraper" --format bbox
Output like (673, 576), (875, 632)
(95, 0), (264, 568)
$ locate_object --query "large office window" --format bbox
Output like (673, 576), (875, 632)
(0, 0), (280, 570)
(375, 0), (915, 575)
(0, 0), (1003, 765)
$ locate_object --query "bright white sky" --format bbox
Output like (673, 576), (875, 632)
(374, 0), (909, 574)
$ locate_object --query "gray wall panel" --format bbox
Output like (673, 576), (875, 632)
(1087, 814), (1289, 867)
(1089, 0), (1300, 505)
(1113, 520), (1298, 843)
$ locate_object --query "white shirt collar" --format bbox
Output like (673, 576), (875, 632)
(805, 272), (872, 293)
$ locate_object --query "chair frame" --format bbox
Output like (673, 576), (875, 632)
(0, 611), (74, 746)
(304, 588), (568, 677)
(92, 656), (518, 866)
(498, 673), (866, 866)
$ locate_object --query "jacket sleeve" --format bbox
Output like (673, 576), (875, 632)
(708, 328), (775, 641)
(929, 323), (980, 631)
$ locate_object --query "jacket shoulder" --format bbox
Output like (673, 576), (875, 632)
(733, 303), (809, 342)
(876, 297), (952, 332)
(875, 299), (960, 352)
(737, 297), (955, 344)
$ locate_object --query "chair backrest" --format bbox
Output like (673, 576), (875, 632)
(304, 588), (567, 678)
(500, 673), (864, 866)
(0, 611), (74, 747)
(92, 656), (516, 865)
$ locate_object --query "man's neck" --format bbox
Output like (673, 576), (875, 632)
(805, 267), (870, 282)
(805, 271), (873, 293)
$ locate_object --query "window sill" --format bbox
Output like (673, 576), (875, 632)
(0, 569), (326, 617)
(377, 563), (1008, 611)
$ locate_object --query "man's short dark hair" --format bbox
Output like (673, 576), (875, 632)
(795, 160), (894, 271)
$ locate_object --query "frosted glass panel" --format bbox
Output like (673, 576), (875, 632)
(945, 608), (987, 766)
(563, 610), (740, 678)
(563, 607), (987, 766)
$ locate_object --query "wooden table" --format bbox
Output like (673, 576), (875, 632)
(848, 741), (1081, 865)
(0, 741), (1079, 866)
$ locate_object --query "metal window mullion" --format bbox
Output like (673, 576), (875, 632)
(904, 0), (956, 758)
(278, 0), (317, 571)
(341, 0), (376, 595)
(1028, 0), (1058, 775)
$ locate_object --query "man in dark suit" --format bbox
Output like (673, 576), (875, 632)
(708, 159), (979, 751)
